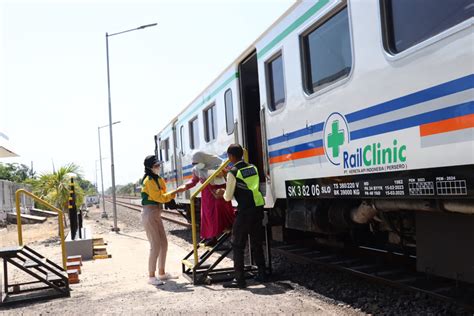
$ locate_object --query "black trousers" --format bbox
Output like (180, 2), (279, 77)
(231, 207), (265, 281)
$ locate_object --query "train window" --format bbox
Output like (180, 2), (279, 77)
(179, 125), (184, 155)
(203, 104), (217, 142)
(301, 7), (352, 94)
(380, 0), (473, 54)
(224, 89), (234, 135)
(265, 52), (285, 111)
(189, 117), (199, 149)
(162, 138), (170, 162)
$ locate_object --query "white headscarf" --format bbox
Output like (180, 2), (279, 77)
(192, 151), (222, 179)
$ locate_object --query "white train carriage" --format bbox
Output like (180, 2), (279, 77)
(156, 0), (474, 283)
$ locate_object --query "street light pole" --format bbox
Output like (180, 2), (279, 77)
(105, 23), (157, 233)
(98, 126), (107, 218)
(98, 121), (120, 219)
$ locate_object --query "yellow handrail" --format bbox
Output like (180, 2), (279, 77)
(15, 189), (67, 270)
(189, 159), (230, 266)
(188, 148), (247, 267)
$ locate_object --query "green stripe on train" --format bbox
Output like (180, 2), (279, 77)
(177, 72), (239, 124)
(176, 1), (330, 124)
(257, 0), (330, 60)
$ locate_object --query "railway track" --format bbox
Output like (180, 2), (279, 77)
(105, 198), (191, 228)
(273, 242), (474, 311)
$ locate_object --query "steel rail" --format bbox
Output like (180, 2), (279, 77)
(273, 243), (474, 311)
(105, 198), (191, 228)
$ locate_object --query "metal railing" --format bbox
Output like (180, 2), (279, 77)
(187, 148), (248, 267)
(188, 159), (231, 266)
(15, 189), (67, 270)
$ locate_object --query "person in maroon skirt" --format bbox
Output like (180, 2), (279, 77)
(178, 151), (235, 246)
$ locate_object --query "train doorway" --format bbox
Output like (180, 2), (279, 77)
(238, 50), (265, 181)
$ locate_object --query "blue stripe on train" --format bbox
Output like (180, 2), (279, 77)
(267, 74), (474, 146)
(346, 74), (474, 123)
(267, 101), (473, 159)
(167, 152), (228, 178)
(269, 139), (323, 158)
(350, 101), (474, 140)
(268, 122), (324, 146)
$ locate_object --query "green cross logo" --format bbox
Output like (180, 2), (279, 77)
(327, 120), (345, 158)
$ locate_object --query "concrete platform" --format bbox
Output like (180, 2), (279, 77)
(6, 212), (47, 224)
(30, 208), (58, 217)
(65, 226), (93, 260)
(0, 216), (350, 314)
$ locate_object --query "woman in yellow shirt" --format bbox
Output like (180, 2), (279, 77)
(141, 155), (182, 285)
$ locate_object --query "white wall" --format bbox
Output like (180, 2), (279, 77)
(0, 180), (33, 212)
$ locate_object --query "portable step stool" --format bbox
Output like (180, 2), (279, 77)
(182, 231), (238, 284)
(0, 245), (70, 306)
(181, 217), (272, 285)
(181, 153), (272, 285)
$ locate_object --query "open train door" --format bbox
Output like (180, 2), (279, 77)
(238, 49), (274, 207)
(154, 135), (162, 164)
(172, 122), (183, 188)
(238, 50), (264, 179)
(239, 50), (274, 274)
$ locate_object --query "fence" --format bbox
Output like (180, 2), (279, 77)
(0, 180), (33, 218)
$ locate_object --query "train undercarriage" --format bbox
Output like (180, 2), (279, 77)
(273, 198), (474, 284)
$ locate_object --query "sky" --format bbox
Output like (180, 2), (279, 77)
(0, 0), (295, 189)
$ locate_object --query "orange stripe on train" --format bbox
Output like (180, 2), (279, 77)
(269, 147), (324, 164)
(419, 113), (474, 137)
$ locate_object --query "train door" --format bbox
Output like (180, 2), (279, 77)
(172, 123), (182, 187)
(154, 135), (160, 160)
(154, 134), (166, 178)
(238, 50), (265, 182)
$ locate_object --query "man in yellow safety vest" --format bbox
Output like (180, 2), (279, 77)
(216, 144), (266, 289)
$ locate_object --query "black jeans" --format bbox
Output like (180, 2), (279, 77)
(231, 207), (265, 281)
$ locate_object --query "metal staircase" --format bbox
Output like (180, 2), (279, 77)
(0, 245), (70, 306)
(181, 231), (241, 284)
(181, 151), (272, 285)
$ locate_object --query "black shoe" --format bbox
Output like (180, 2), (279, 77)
(204, 238), (217, 247)
(254, 272), (268, 283)
(223, 279), (247, 289)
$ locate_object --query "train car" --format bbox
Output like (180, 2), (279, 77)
(155, 121), (177, 187)
(156, 64), (241, 202)
(155, 0), (474, 283)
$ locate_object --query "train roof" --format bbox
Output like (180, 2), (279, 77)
(156, 0), (301, 136)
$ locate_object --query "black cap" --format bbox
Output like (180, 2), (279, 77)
(144, 155), (163, 168)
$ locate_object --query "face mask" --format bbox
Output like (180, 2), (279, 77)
(195, 163), (205, 170)
(152, 166), (160, 175)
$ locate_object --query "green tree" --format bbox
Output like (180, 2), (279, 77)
(76, 176), (97, 195)
(117, 182), (135, 195)
(0, 163), (36, 182)
(109, 179), (141, 196)
(106, 185), (119, 195)
(31, 163), (84, 211)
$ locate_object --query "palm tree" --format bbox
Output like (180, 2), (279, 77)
(33, 163), (85, 212)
